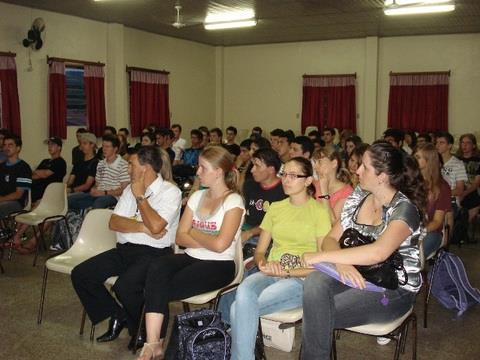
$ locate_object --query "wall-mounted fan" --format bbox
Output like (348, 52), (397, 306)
(23, 17), (45, 50)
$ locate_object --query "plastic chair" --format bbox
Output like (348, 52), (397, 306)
(15, 183), (69, 266)
(332, 307), (417, 360)
(37, 209), (116, 328)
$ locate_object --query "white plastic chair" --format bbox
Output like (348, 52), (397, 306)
(332, 307), (416, 360)
(15, 183), (69, 266)
(37, 209), (116, 328)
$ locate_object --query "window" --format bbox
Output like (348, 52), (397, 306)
(65, 67), (86, 126)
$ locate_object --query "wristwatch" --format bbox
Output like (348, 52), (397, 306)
(135, 195), (147, 204)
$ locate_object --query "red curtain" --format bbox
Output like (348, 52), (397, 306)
(129, 70), (170, 137)
(84, 65), (106, 137)
(0, 55), (21, 135)
(388, 72), (449, 132)
(301, 74), (356, 133)
(48, 61), (67, 138)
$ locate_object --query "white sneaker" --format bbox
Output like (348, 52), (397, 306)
(49, 243), (64, 251)
(376, 337), (391, 345)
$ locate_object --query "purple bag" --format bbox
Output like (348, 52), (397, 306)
(430, 250), (480, 316)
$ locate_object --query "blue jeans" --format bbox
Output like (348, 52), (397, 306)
(423, 232), (442, 259)
(68, 192), (117, 210)
(230, 272), (304, 360)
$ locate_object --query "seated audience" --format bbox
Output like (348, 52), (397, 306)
(66, 132), (99, 196)
(416, 133), (432, 147)
(230, 157), (331, 360)
(344, 135), (363, 159)
(96, 126), (118, 160)
(269, 128), (284, 153)
(276, 130), (293, 163)
(223, 126), (241, 156)
(180, 129), (204, 168)
(289, 135), (314, 159)
(413, 143), (452, 256)
(155, 128), (175, 164)
(171, 124), (187, 165)
(403, 130), (417, 155)
(68, 135), (129, 210)
(118, 127), (130, 146)
(10, 137), (66, 252)
(347, 144), (368, 188)
(71, 146), (181, 349)
(209, 127), (223, 146)
(456, 133), (480, 225)
(0, 128), (9, 164)
(198, 126), (210, 148)
(383, 128), (405, 150)
(235, 139), (252, 174)
(322, 127), (340, 152)
(71, 128), (87, 167)
(136, 147), (244, 360)
(0, 134), (32, 220)
(301, 142), (426, 359)
(250, 126), (262, 140)
(141, 132), (156, 147)
(312, 148), (353, 223)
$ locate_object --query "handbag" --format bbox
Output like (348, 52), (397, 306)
(339, 228), (408, 290)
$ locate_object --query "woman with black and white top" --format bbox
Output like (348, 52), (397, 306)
(301, 142), (426, 359)
(137, 146), (245, 360)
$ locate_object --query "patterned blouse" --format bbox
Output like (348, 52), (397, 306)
(340, 186), (424, 292)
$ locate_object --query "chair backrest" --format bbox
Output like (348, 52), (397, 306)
(231, 238), (245, 284)
(34, 182), (68, 216)
(24, 191), (32, 211)
(67, 209), (117, 258)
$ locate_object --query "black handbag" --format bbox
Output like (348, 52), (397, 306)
(339, 228), (408, 290)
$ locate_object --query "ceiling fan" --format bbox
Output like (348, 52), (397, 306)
(172, 4), (186, 28)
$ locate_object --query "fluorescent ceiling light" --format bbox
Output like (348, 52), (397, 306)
(205, 9), (255, 23)
(384, 4), (455, 15)
(204, 19), (257, 30)
(385, 0), (451, 5)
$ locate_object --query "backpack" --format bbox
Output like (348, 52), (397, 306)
(429, 249), (480, 316)
(50, 210), (84, 249)
(165, 309), (231, 360)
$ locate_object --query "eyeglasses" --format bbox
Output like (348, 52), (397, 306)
(277, 171), (309, 180)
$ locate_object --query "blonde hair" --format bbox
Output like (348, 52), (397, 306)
(157, 147), (173, 182)
(312, 147), (352, 186)
(200, 146), (240, 194)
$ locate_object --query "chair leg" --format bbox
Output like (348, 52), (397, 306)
(33, 225), (42, 267)
(254, 320), (267, 360)
(0, 259), (4, 274)
(411, 313), (417, 360)
(424, 255), (440, 329)
(90, 323), (96, 342)
(80, 308), (87, 335)
(63, 216), (73, 248)
(132, 304), (146, 355)
(331, 330), (338, 360)
(37, 267), (49, 324)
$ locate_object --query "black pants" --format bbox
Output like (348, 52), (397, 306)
(71, 242), (172, 335)
(144, 253), (235, 338)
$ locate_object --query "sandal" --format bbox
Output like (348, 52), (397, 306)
(137, 342), (164, 360)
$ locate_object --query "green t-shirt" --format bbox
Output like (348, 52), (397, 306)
(260, 197), (331, 262)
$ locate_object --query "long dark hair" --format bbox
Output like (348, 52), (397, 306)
(368, 141), (427, 221)
(286, 157), (316, 197)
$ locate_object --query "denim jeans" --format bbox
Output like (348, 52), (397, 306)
(68, 192), (117, 210)
(301, 271), (415, 360)
(230, 272), (304, 360)
(422, 232), (442, 259)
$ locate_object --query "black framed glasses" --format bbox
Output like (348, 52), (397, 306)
(277, 171), (309, 180)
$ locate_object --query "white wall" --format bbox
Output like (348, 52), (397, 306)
(0, 2), (216, 168)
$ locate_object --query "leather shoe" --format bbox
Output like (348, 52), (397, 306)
(96, 316), (127, 343)
(128, 330), (146, 351)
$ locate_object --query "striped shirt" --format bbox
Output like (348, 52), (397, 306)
(95, 155), (129, 196)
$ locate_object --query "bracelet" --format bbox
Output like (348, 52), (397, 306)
(317, 194), (330, 200)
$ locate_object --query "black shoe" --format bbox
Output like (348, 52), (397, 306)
(96, 316), (127, 343)
(128, 330), (146, 351)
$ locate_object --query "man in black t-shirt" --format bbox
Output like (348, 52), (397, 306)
(223, 126), (241, 157)
(241, 148), (287, 245)
(31, 137), (67, 202)
(67, 132), (98, 194)
(0, 135), (32, 219)
(72, 128), (87, 167)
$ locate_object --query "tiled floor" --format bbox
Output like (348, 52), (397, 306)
(0, 239), (479, 359)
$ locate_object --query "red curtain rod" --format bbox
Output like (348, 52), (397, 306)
(0, 51), (16, 57)
(47, 56), (105, 67)
(126, 66), (169, 75)
(390, 71), (450, 76)
(303, 73), (356, 78)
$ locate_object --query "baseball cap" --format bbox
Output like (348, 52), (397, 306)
(79, 132), (97, 144)
(44, 137), (63, 147)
